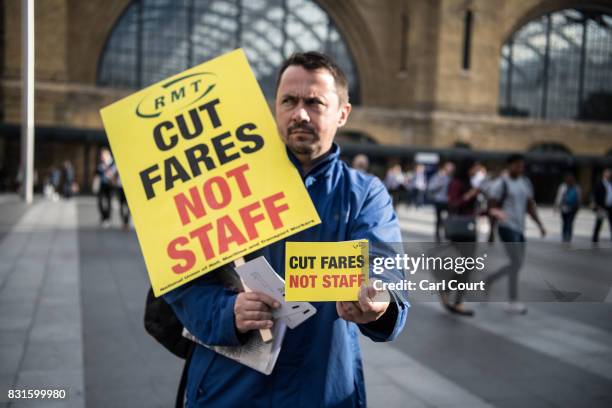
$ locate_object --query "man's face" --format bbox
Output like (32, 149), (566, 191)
(508, 160), (524, 177)
(100, 150), (110, 163)
(275, 66), (351, 162)
(603, 168), (611, 181)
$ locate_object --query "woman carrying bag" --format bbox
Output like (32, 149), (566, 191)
(441, 158), (481, 316)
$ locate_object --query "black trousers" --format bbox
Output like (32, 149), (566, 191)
(118, 187), (130, 226)
(434, 202), (447, 242)
(592, 207), (612, 242)
(445, 240), (477, 304)
(97, 183), (113, 222)
(561, 210), (577, 242)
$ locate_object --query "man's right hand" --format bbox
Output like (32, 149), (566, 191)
(234, 291), (280, 334)
(489, 207), (507, 222)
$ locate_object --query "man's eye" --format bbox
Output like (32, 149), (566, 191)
(282, 97), (296, 106)
(307, 99), (324, 107)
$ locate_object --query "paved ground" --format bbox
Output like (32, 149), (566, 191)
(1, 195), (611, 407)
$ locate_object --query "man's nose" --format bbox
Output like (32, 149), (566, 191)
(290, 104), (310, 123)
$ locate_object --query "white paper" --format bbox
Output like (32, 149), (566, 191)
(235, 256), (317, 329)
(183, 320), (286, 376)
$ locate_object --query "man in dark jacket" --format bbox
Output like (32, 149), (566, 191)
(164, 52), (409, 407)
(592, 168), (612, 242)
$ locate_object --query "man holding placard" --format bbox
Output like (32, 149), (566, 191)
(163, 52), (408, 407)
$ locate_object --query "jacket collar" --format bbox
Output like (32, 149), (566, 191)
(286, 143), (340, 180)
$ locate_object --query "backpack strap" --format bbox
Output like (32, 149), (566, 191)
(495, 177), (508, 208)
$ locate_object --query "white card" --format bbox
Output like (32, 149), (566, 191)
(282, 304), (317, 328)
(235, 256), (316, 329)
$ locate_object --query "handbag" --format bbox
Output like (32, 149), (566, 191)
(445, 215), (477, 242)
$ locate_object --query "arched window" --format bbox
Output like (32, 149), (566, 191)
(97, 0), (360, 103)
(499, 7), (612, 122)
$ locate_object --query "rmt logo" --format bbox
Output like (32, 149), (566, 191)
(135, 72), (217, 119)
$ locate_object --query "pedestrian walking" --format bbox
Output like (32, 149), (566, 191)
(591, 168), (612, 242)
(440, 158), (480, 316)
(554, 173), (581, 242)
(427, 162), (454, 242)
(96, 148), (116, 228)
(115, 173), (130, 230)
(412, 164), (427, 207)
(384, 163), (407, 209)
(351, 153), (370, 174)
(62, 160), (75, 199)
(478, 167), (500, 243)
(486, 154), (546, 315)
(45, 166), (61, 201)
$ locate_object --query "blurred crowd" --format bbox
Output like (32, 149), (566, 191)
(20, 147), (131, 230)
(40, 160), (77, 201)
(365, 155), (611, 245)
(352, 153), (612, 317)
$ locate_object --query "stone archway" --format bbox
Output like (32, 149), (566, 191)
(67, 0), (133, 84)
(308, 0), (384, 106)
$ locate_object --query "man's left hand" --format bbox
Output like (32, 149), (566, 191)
(336, 285), (389, 324)
(539, 224), (547, 237)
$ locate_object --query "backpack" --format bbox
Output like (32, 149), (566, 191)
(143, 260), (249, 357)
(144, 287), (194, 408)
(144, 287), (193, 359)
(563, 186), (579, 209)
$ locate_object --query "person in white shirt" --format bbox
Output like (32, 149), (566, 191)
(427, 162), (454, 242)
(384, 163), (406, 209)
(412, 164), (427, 207)
(351, 154), (370, 174)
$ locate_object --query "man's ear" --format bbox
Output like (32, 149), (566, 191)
(337, 102), (352, 128)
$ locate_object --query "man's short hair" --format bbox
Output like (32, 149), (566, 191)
(506, 153), (525, 165)
(275, 51), (349, 104)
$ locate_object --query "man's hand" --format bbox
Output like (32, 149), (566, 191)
(234, 291), (280, 334)
(489, 207), (507, 222)
(538, 223), (547, 238)
(336, 285), (389, 324)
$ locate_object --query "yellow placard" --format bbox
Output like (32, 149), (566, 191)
(100, 49), (321, 296)
(285, 241), (369, 301)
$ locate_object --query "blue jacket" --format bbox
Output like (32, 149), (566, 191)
(164, 144), (409, 407)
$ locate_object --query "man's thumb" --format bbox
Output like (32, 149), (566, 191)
(366, 286), (377, 300)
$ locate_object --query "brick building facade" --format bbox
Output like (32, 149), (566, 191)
(1, 0), (611, 198)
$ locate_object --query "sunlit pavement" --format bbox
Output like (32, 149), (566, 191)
(1, 195), (611, 407)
